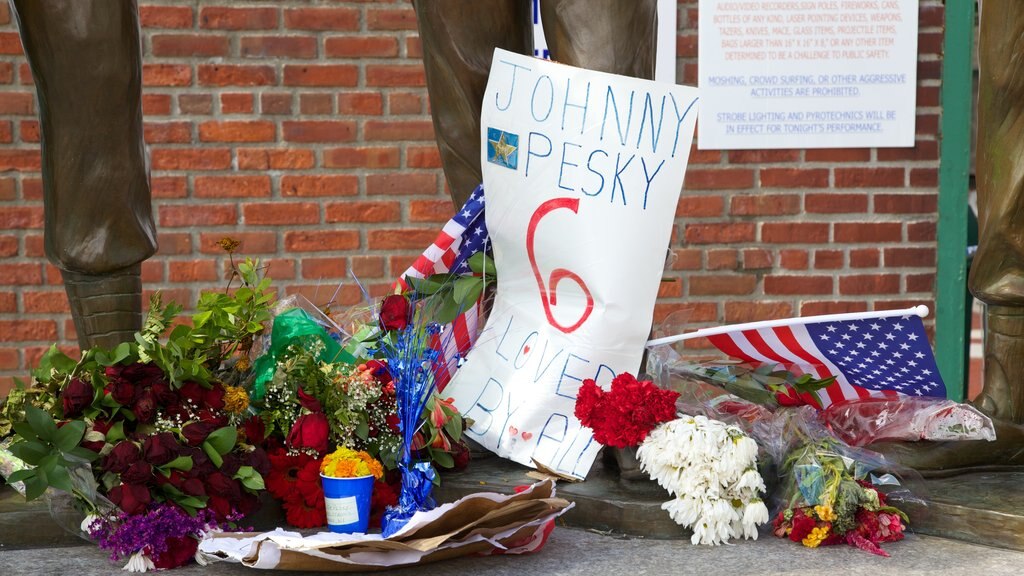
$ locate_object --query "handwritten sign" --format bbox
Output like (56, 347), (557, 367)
(444, 49), (698, 479)
(698, 0), (918, 149)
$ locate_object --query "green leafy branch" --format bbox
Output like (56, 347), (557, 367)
(4, 405), (99, 501)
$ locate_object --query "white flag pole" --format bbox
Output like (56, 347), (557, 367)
(645, 305), (930, 347)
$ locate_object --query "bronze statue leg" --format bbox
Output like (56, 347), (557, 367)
(11, 0), (155, 350)
(540, 0), (658, 80)
(412, 0), (533, 209)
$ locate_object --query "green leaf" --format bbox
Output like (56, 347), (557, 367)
(355, 419), (370, 440)
(443, 416), (462, 443)
(430, 449), (454, 469)
(111, 342), (133, 365)
(201, 442), (224, 468)
(433, 294), (462, 324)
(176, 495), (208, 509)
(467, 252), (497, 276)
(161, 455), (194, 472)
(9, 440), (48, 465)
(25, 405), (59, 442)
(46, 465), (74, 493)
(205, 427), (237, 455)
(241, 474), (264, 491)
(47, 345), (78, 375)
(407, 276), (446, 295)
(23, 476), (47, 501)
(105, 421), (126, 444)
(67, 447), (100, 462)
(452, 276), (484, 308)
(12, 422), (38, 443)
(4, 469), (35, 484)
(55, 421), (85, 453)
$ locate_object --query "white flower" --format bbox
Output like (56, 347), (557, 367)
(122, 551), (155, 573)
(80, 514), (100, 535)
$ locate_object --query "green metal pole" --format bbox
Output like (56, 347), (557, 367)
(935, 0), (975, 401)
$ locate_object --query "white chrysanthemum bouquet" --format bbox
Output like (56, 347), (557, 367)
(637, 414), (769, 546)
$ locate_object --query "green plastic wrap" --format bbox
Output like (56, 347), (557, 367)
(251, 308), (356, 400)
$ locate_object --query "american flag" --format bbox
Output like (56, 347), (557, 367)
(651, 307), (946, 409)
(395, 185), (489, 388)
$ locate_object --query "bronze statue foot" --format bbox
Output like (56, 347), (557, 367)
(972, 306), (1024, 423)
(869, 418), (1024, 475)
(603, 446), (649, 481)
(62, 265), (143, 351)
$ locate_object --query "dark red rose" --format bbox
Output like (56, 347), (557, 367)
(181, 476), (206, 497)
(286, 413), (330, 454)
(61, 378), (95, 418)
(181, 421), (217, 447)
(297, 388), (322, 412)
(178, 381), (206, 406)
(451, 440), (471, 472)
(104, 441), (141, 474)
(240, 415), (266, 445)
(132, 389), (157, 424)
(247, 446), (271, 477)
(163, 402), (191, 422)
(151, 535), (198, 570)
(81, 419), (114, 453)
(143, 432), (180, 466)
(121, 461), (154, 485)
(364, 359), (391, 383)
(108, 483), (151, 515)
(207, 494), (234, 521)
(150, 380), (178, 406)
(378, 294), (411, 331)
(206, 471), (241, 499)
(234, 492), (260, 517)
(385, 413), (401, 434)
(92, 419), (114, 436)
(109, 378), (137, 407)
(205, 382), (226, 411)
(220, 453), (242, 477)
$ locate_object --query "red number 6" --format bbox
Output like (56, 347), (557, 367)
(526, 198), (595, 334)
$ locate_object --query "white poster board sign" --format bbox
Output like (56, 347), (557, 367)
(444, 49), (698, 479)
(698, 0), (919, 149)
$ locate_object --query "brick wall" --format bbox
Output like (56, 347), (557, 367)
(0, 0), (945, 395)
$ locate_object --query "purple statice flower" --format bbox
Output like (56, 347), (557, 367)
(87, 503), (222, 562)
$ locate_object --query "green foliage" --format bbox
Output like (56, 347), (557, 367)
(405, 252), (496, 324)
(675, 360), (836, 409)
(4, 406), (98, 500)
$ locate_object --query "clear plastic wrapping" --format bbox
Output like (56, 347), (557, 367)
(821, 397), (996, 446)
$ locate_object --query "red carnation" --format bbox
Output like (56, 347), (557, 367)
(573, 373), (679, 448)
(287, 412), (330, 454)
(378, 294), (411, 332)
(789, 508), (817, 542)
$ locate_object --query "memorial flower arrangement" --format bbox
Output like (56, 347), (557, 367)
(573, 373), (680, 448)
(770, 438), (908, 556)
(321, 446), (384, 480)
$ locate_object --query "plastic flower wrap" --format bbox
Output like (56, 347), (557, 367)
(637, 414), (769, 545)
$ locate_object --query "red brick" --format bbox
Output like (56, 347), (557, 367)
(0, 62), (13, 85)
(284, 65), (358, 87)
(834, 223), (902, 243)
(800, 301), (868, 315)
(653, 302), (719, 325)
(143, 64), (191, 87)
(805, 148), (870, 162)
(764, 275), (833, 295)
(760, 168), (829, 188)
(815, 250), (844, 269)
(283, 120), (356, 143)
(366, 173), (437, 196)
(406, 146), (441, 168)
(906, 274), (936, 292)
(406, 36), (422, 58)
(284, 8), (359, 31)
(169, 260), (219, 283)
(282, 175), (359, 198)
(17, 120), (36, 142)
(676, 33), (697, 58)
(676, 195), (724, 217)
(850, 248), (881, 268)
(368, 228), (439, 250)
(877, 141), (939, 162)
(0, 92), (32, 114)
(179, 94), (213, 114)
(761, 222), (829, 243)
(835, 168), (905, 188)
(140, 6), (193, 28)
(144, 121), (191, 143)
(285, 231), (360, 252)
(874, 194), (938, 214)
(198, 65), (275, 86)
(220, 93), (254, 114)
(0, 348), (18, 370)
(194, 176), (271, 198)
(910, 168), (938, 188)
(688, 274), (756, 296)
(805, 193), (869, 213)
(339, 93), (384, 115)
(730, 194), (800, 216)
(0, 320), (56, 342)
(240, 36), (317, 59)
(244, 202), (320, 226)
(0, 235), (16, 257)
(0, 263), (43, 284)
(706, 249), (738, 270)
(160, 204), (237, 227)
(907, 221), (936, 242)
(325, 201), (401, 223)
(299, 257), (348, 280)
(199, 232), (277, 254)
(885, 247), (936, 267)
(199, 120), (275, 142)
(152, 176), (188, 199)
(22, 178), (42, 199)
(684, 169), (755, 190)
(0, 32), (21, 55)
(199, 7), (278, 30)
(325, 36), (399, 58)
(670, 248), (703, 271)
(260, 93), (293, 115)
(156, 232), (192, 255)
(141, 261), (164, 283)
(409, 200), (455, 222)
(366, 64), (426, 87)
(151, 34), (228, 57)
(367, 8), (418, 30)
(728, 149), (799, 163)
(300, 94), (333, 114)
(0, 206), (43, 229)
(151, 148), (231, 170)
(390, 93), (424, 115)
(324, 146), (403, 169)
(142, 94), (172, 115)
(238, 148), (316, 170)
(840, 274), (900, 295)
(724, 301), (793, 323)
(684, 223), (755, 244)
(364, 120), (434, 141)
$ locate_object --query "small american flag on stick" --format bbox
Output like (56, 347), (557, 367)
(395, 185), (489, 388)
(647, 305), (946, 409)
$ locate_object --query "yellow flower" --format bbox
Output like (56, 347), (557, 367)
(801, 526), (830, 548)
(814, 504), (836, 522)
(321, 446), (384, 479)
(223, 385), (249, 414)
(217, 237), (240, 253)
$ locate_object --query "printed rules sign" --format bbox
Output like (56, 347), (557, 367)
(444, 49), (698, 479)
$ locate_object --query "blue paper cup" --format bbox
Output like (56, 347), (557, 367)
(321, 474), (375, 533)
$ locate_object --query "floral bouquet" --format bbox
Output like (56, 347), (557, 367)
(321, 446), (384, 480)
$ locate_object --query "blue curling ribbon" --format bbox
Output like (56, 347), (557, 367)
(382, 461), (436, 537)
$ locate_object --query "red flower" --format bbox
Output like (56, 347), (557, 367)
(297, 388), (323, 412)
(369, 477), (399, 528)
(240, 415), (267, 445)
(151, 535), (198, 570)
(121, 461), (154, 486)
(108, 483), (151, 515)
(104, 441), (141, 474)
(284, 497), (326, 529)
(205, 382), (226, 411)
(266, 450), (314, 500)
(61, 378), (95, 418)
(182, 421), (217, 446)
(573, 373), (679, 448)
(143, 432), (180, 466)
(287, 412), (330, 454)
(132, 389), (157, 424)
(789, 508), (817, 542)
(378, 294), (411, 332)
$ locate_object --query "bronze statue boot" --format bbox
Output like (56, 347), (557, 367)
(62, 265), (143, 351)
(603, 446), (649, 481)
